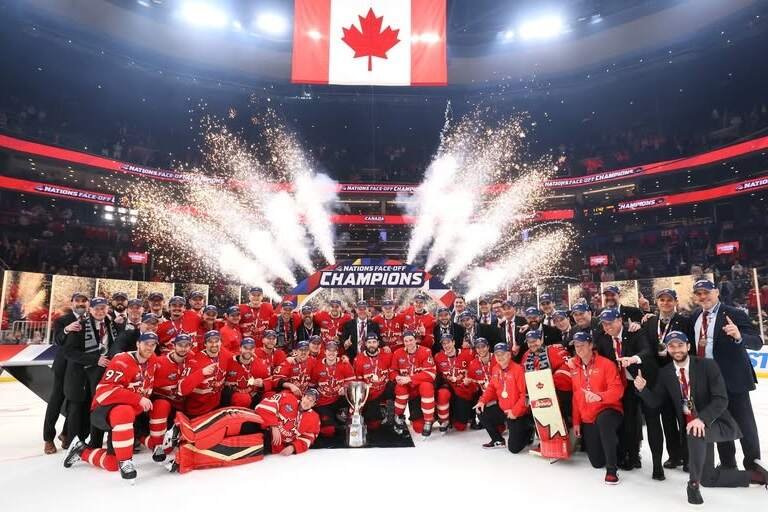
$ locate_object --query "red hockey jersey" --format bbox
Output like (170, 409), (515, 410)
(314, 311), (352, 343)
(354, 350), (393, 399)
(239, 301), (275, 345)
(467, 355), (497, 392)
(91, 352), (158, 413)
(274, 357), (317, 395)
(180, 349), (231, 416)
(401, 307), (435, 349)
(220, 323), (243, 354)
(479, 362), (529, 419)
(181, 309), (202, 335)
(390, 346), (436, 384)
(194, 319), (224, 352)
(157, 316), (186, 354)
(435, 349), (478, 399)
(254, 391), (320, 454)
(152, 352), (191, 408)
(372, 313), (406, 350)
(225, 354), (272, 395)
(309, 358), (355, 406)
(255, 346), (288, 376)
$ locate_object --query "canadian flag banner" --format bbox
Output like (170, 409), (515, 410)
(292, 0), (447, 86)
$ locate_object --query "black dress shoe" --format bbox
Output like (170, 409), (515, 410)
(619, 459), (634, 471)
(663, 458), (682, 469)
(687, 481), (704, 505)
(632, 457), (642, 469)
(683, 462), (689, 472)
(652, 467), (666, 481)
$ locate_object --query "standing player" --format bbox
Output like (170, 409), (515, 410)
(63, 332), (159, 482)
(315, 299), (351, 343)
(401, 294), (435, 349)
(390, 332), (437, 436)
(309, 340), (355, 437)
(181, 290), (206, 333)
(194, 305), (223, 351)
(220, 306), (243, 354)
(157, 296), (187, 353)
(354, 333), (394, 429)
(146, 292), (168, 320)
(147, 333), (193, 461)
(434, 333), (477, 432)
(224, 337), (270, 408)
(179, 330), (231, 417)
(372, 299), (405, 351)
(239, 286), (275, 345)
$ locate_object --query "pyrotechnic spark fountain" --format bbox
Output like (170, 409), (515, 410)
(406, 107), (572, 293)
(129, 112), (336, 298)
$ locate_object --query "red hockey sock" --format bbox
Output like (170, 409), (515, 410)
(147, 398), (172, 450)
(393, 384), (409, 416)
(453, 421), (467, 431)
(436, 388), (451, 423)
(411, 418), (424, 433)
(108, 405), (137, 463)
(418, 382), (435, 422)
(81, 448), (119, 472)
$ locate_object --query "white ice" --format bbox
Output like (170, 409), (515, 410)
(0, 379), (765, 512)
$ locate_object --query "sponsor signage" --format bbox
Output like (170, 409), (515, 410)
(0, 175), (115, 205)
(319, 264), (425, 288)
(716, 242), (740, 255)
(589, 255), (609, 267)
(127, 252), (149, 264)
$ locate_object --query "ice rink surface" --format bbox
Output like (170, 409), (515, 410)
(1, 379), (765, 512)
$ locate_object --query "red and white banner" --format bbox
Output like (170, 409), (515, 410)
(127, 252), (149, 264)
(716, 242), (740, 255)
(0, 175), (116, 205)
(292, 0), (447, 86)
(589, 255), (609, 267)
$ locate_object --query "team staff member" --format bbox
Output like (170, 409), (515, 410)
(432, 306), (466, 354)
(473, 343), (532, 452)
(634, 331), (768, 505)
(570, 331), (625, 484)
(601, 285), (644, 323)
(496, 301), (526, 360)
(642, 288), (693, 471)
(341, 301), (380, 359)
(691, 278), (763, 472)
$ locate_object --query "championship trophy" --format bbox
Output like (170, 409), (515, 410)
(344, 381), (370, 448)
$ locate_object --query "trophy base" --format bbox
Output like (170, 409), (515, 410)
(345, 424), (368, 448)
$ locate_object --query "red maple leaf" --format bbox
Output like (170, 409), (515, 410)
(341, 8), (400, 72)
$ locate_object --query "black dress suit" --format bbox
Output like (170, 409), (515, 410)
(296, 321), (322, 342)
(642, 312), (694, 464)
(431, 322), (466, 355)
(595, 325), (662, 468)
(340, 318), (381, 361)
(62, 316), (118, 443)
(638, 357), (751, 488)
(476, 313), (498, 329)
(541, 324), (563, 346)
(113, 324), (141, 354)
(495, 317), (525, 360)
(42, 312), (77, 443)
(691, 302), (762, 469)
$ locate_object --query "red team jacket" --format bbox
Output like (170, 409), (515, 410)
(315, 311), (352, 343)
(354, 350), (393, 399)
(435, 349), (477, 400)
(390, 346), (437, 384)
(372, 313), (406, 350)
(467, 356), (497, 392)
(152, 352), (191, 409)
(520, 344), (573, 392)
(238, 302), (275, 345)
(400, 307), (435, 348)
(478, 362), (529, 419)
(91, 352), (158, 413)
(570, 354), (624, 426)
(225, 354), (272, 395)
(180, 349), (231, 416)
(254, 391), (321, 454)
(309, 358), (355, 406)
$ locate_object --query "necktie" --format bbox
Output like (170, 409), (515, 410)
(697, 311), (709, 357)
(358, 321), (366, 352)
(507, 322), (514, 343)
(613, 336), (622, 358)
(99, 322), (106, 341)
(679, 368), (695, 423)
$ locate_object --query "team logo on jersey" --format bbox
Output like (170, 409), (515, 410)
(398, 357), (406, 363)
(363, 363), (371, 369)
(284, 404), (294, 413)
(319, 371), (328, 377)
(168, 372), (178, 379)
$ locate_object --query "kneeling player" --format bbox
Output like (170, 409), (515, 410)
(520, 329), (573, 425)
(354, 333), (394, 429)
(64, 332), (159, 482)
(434, 333), (477, 432)
(224, 337), (271, 408)
(310, 340), (355, 437)
(147, 333), (193, 461)
(390, 332), (437, 436)
(253, 388), (321, 455)
(473, 343), (533, 453)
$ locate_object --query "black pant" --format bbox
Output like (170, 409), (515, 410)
(582, 408), (623, 469)
(362, 382), (394, 423)
(315, 397), (347, 428)
(556, 390), (573, 427)
(660, 395), (686, 463)
(717, 391), (761, 469)
(619, 383), (664, 466)
(67, 367), (105, 446)
(689, 435), (751, 487)
(479, 404), (533, 453)
(43, 353), (69, 442)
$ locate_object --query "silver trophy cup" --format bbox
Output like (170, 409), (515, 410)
(345, 381), (370, 448)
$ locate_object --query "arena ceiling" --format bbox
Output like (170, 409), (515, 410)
(18, 0), (763, 85)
